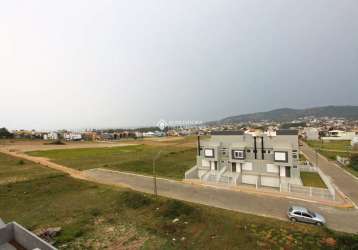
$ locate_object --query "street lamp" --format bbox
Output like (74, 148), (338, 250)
(153, 151), (162, 198)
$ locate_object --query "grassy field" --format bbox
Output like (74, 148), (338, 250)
(1, 152), (358, 249)
(306, 140), (352, 152)
(28, 143), (196, 180)
(300, 172), (327, 188)
(0, 153), (60, 184)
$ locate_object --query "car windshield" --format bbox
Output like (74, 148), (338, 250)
(307, 210), (315, 217)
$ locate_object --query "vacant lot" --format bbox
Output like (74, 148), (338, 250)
(28, 143), (196, 180)
(306, 140), (352, 152)
(300, 172), (327, 188)
(0, 152), (60, 184)
(1, 153), (357, 249)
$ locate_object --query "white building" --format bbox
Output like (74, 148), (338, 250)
(303, 127), (319, 140)
(143, 131), (155, 137)
(321, 130), (357, 141)
(352, 136), (358, 147)
(43, 132), (59, 140)
(63, 132), (82, 141)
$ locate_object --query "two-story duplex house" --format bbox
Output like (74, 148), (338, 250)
(190, 130), (301, 188)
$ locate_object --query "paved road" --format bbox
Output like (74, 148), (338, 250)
(84, 168), (358, 234)
(301, 142), (358, 206)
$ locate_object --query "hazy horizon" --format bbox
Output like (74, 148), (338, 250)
(1, 1), (358, 130)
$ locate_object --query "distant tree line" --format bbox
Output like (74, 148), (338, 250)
(0, 127), (13, 139)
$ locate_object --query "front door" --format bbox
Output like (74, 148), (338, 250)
(285, 166), (291, 177)
(211, 161), (218, 171)
(232, 162), (236, 172)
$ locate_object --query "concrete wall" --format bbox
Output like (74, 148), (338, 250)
(0, 221), (57, 250)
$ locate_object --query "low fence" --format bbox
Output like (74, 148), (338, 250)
(184, 165), (198, 179)
(281, 183), (334, 200)
(295, 165), (336, 200)
(337, 155), (350, 165)
(186, 164), (336, 201)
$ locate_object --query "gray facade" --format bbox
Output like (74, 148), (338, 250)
(191, 130), (301, 188)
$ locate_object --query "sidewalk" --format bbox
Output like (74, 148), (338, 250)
(183, 178), (353, 208)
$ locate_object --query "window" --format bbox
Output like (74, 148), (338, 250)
(247, 149), (251, 153)
(302, 213), (312, 218)
(292, 154), (297, 159)
(293, 211), (302, 216)
(274, 151), (288, 162)
(232, 150), (245, 159)
(204, 149), (214, 158)
(267, 150), (271, 154)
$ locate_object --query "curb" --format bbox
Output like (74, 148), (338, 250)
(183, 179), (354, 209)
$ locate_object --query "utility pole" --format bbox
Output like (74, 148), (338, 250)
(153, 151), (162, 198)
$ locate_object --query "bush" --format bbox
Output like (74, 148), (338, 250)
(17, 160), (25, 165)
(119, 191), (152, 209)
(44, 140), (66, 145)
(89, 207), (101, 217)
(160, 200), (199, 220)
(334, 233), (358, 250)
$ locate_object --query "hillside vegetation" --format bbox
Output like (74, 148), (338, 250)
(219, 105), (358, 123)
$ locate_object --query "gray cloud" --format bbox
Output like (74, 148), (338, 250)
(1, 0), (357, 130)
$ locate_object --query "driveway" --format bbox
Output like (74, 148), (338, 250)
(301, 142), (358, 206)
(84, 168), (358, 234)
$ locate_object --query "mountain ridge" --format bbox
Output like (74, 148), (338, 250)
(219, 105), (358, 123)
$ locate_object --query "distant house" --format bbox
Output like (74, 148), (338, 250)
(352, 136), (358, 148)
(134, 131), (143, 138)
(321, 130), (357, 141)
(167, 130), (179, 136)
(63, 132), (82, 141)
(303, 127), (319, 140)
(43, 132), (59, 141)
(0, 218), (56, 250)
(143, 131), (155, 137)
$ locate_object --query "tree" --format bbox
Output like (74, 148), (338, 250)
(0, 127), (13, 139)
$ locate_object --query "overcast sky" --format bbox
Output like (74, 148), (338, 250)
(1, 1), (358, 130)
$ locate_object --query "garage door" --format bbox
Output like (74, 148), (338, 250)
(242, 175), (258, 185)
(261, 176), (280, 188)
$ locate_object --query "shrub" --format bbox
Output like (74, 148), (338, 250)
(17, 160), (25, 165)
(89, 207), (101, 217)
(119, 191), (152, 209)
(44, 140), (66, 145)
(334, 233), (358, 250)
(160, 200), (199, 220)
